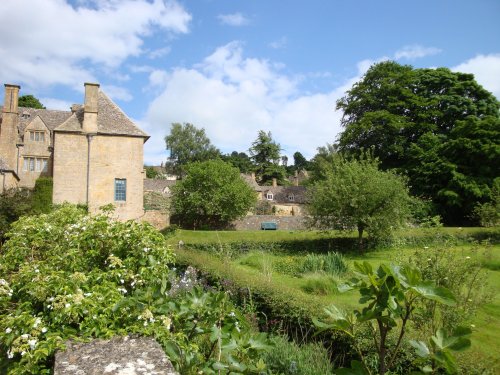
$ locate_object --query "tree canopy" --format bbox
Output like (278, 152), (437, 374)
(307, 154), (411, 249)
(221, 151), (255, 174)
(18, 95), (45, 109)
(249, 130), (286, 185)
(171, 159), (257, 229)
(336, 61), (500, 224)
(165, 123), (220, 177)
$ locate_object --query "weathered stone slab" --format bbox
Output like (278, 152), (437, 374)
(54, 336), (178, 375)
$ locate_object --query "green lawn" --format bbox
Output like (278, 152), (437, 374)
(167, 227), (500, 369)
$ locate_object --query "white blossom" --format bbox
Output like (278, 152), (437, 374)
(28, 339), (37, 350)
(5, 327), (12, 334)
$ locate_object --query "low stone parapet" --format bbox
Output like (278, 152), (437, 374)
(54, 336), (178, 375)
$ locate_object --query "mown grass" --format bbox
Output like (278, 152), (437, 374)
(168, 227), (500, 368)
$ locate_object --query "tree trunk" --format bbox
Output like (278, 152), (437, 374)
(378, 320), (388, 375)
(357, 225), (364, 252)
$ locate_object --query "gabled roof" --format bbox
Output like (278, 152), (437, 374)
(55, 91), (148, 138)
(0, 107), (73, 142)
(262, 185), (307, 204)
(240, 173), (265, 191)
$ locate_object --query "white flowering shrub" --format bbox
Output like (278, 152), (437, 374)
(0, 205), (270, 374)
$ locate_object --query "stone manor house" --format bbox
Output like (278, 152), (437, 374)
(0, 83), (148, 221)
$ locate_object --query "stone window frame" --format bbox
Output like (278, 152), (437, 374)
(28, 130), (46, 142)
(266, 192), (274, 201)
(114, 178), (127, 202)
(23, 156), (48, 172)
(288, 193), (295, 202)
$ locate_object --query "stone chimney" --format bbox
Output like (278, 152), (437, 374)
(82, 83), (99, 133)
(272, 178), (277, 187)
(294, 170), (299, 186)
(251, 172), (256, 181)
(0, 84), (21, 172)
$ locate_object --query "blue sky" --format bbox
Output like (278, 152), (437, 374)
(1, 0), (499, 164)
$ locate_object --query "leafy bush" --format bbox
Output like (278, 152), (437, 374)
(300, 274), (339, 296)
(407, 245), (493, 336)
(0, 205), (271, 374)
(263, 335), (333, 375)
(301, 252), (348, 276)
(0, 189), (32, 242)
(272, 255), (303, 276)
(31, 177), (53, 214)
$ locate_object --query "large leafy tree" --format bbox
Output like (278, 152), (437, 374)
(171, 159), (257, 229)
(221, 151), (255, 174)
(336, 61), (500, 224)
(18, 95), (45, 109)
(165, 123), (220, 178)
(249, 130), (286, 185)
(307, 154), (411, 249)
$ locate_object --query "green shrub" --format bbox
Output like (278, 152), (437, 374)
(407, 245), (494, 336)
(300, 274), (339, 296)
(0, 205), (271, 374)
(31, 177), (53, 214)
(301, 252), (348, 276)
(272, 255), (303, 276)
(263, 335), (333, 375)
(0, 188), (32, 242)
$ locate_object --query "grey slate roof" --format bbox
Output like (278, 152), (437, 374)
(262, 185), (307, 204)
(144, 179), (177, 194)
(240, 174), (265, 191)
(55, 91), (148, 138)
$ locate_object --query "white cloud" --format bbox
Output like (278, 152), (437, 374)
(269, 37), (287, 50)
(394, 45), (442, 60)
(100, 85), (133, 102)
(149, 46), (172, 59)
(148, 70), (170, 88)
(0, 0), (191, 89)
(217, 13), (249, 26)
(39, 97), (73, 111)
(143, 42), (352, 164)
(452, 54), (500, 99)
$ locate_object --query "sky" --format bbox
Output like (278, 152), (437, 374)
(1, 0), (499, 165)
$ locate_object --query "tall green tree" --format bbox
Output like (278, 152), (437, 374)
(307, 154), (411, 249)
(292, 151), (309, 171)
(221, 151), (255, 174)
(249, 130), (286, 185)
(336, 61), (500, 224)
(18, 95), (45, 109)
(165, 123), (220, 178)
(171, 159), (256, 229)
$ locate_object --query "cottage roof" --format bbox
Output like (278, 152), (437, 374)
(54, 91), (148, 138)
(262, 185), (307, 204)
(240, 173), (265, 191)
(144, 179), (177, 194)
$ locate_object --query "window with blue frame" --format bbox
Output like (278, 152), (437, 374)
(114, 179), (126, 201)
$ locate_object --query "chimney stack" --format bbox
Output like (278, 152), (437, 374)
(251, 172), (256, 181)
(0, 84), (21, 172)
(3, 84), (20, 114)
(272, 178), (277, 187)
(82, 82), (99, 133)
